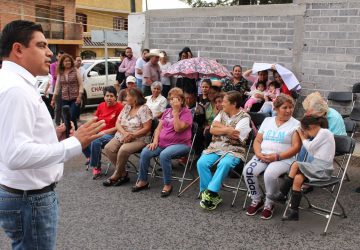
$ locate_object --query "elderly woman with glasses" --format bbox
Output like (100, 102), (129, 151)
(145, 81), (167, 119)
(132, 87), (193, 197)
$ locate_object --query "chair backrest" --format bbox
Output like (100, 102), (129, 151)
(191, 122), (199, 137)
(249, 112), (270, 128)
(352, 82), (360, 93)
(151, 118), (159, 135)
(334, 135), (356, 155)
(327, 92), (353, 103)
(344, 120), (356, 135)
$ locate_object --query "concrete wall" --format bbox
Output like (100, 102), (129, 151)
(129, 0), (360, 112)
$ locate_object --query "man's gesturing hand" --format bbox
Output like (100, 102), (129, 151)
(74, 117), (106, 149)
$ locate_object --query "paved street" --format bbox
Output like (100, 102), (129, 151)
(1, 109), (360, 249)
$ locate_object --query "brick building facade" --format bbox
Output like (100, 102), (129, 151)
(0, 0), (82, 58)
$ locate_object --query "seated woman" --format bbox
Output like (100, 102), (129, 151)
(132, 87), (193, 197)
(242, 94), (301, 220)
(259, 81), (281, 116)
(204, 86), (222, 147)
(197, 91), (251, 210)
(117, 76), (137, 105)
(279, 115), (335, 221)
(103, 88), (152, 186)
(198, 78), (211, 105)
(243, 68), (270, 90)
(145, 81), (167, 119)
(299, 91), (346, 193)
(185, 90), (206, 155)
(221, 65), (249, 105)
(302, 92), (346, 136)
(83, 86), (123, 179)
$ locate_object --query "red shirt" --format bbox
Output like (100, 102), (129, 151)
(281, 84), (292, 96)
(95, 102), (123, 131)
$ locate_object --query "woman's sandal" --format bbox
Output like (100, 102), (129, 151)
(131, 183), (149, 192)
(160, 186), (173, 198)
(103, 178), (117, 187)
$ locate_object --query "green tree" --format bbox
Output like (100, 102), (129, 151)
(180, 0), (292, 7)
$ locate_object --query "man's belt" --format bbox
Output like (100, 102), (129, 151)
(0, 183), (56, 195)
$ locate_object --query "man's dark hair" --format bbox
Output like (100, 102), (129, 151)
(103, 86), (117, 97)
(142, 48), (149, 53)
(233, 65), (242, 71)
(225, 90), (243, 109)
(57, 50), (64, 56)
(0, 20), (43, 58)
(125, 47), (132, 51)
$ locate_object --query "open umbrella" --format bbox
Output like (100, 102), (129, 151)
(252, 63), (301, 90)
(164, 57), (232, 79)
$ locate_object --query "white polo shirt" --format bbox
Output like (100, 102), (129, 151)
(0, 61), (82, 190)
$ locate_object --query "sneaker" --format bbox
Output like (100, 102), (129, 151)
(261, 205), (274, 220)
(246, 200), (264, 216)
(92, 168), (102, 180)
(200, 190), (222, 210)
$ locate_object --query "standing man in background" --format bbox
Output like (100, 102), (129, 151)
(75, 56), (86, 82)
(142, 49), (161, 97)
(115, 47), (136, 92)
(0, 20), (105, 249)
(50, 50), (64, 125)
(135, 48), (149, 89)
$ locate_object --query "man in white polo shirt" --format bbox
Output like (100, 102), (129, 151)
(0, 20), (105, 249)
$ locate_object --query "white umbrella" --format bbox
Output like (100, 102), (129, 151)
(251, 63), (301, 91)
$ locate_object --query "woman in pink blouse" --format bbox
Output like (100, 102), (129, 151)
(103, 88), (152, 187)
(132, 87), (193, 197)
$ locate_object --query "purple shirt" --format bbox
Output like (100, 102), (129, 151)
(118, 56), (136, 77)
(159, 107), (193, 148)
(50, 61), (58, 86)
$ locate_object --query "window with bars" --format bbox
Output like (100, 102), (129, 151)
(35, 4), (64, 39)
(76, 13), (88, 32)
(113, 17), (128, 30)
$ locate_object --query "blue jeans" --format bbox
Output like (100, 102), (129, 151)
(62, 99), (80, 130)
(197, 153), (241, 193)
(0, 188), (59, 249)
(297, 145), (314, 162)
(260, 102), (277, 117)
(83, 134), (114, 168)
(136, 78), (142, 89)
(138, 144), (191, 185)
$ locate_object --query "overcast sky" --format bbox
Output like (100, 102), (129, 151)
(142, 0), (189, 10)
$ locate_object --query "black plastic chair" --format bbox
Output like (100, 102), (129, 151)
(283, 135), (356, 235)
(327, 92), (354, 118)
(352, 82), (360, 93)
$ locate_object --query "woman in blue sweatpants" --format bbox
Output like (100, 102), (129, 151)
(197, 91), (251, 210)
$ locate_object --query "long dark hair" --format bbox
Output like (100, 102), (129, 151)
(301, 115), (329, 130)
(57, 53), (75, 75)
(128, 88), (146, 106)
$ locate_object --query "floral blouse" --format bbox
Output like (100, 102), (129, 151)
(221, 77), (250, 94)
(114, 104), (153, 143)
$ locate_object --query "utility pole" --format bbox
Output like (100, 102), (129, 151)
(145, 0), (148, 11)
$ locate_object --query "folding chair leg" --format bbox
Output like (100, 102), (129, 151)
(242, 191), (249, 210)
(282, 192), (292, 217)
(323, 187), (345, 235)
(178, 155), (193, 194)
(177, 176), (199, 197)
(231, 175), (244, 207)
(104, 162), (111, 176)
